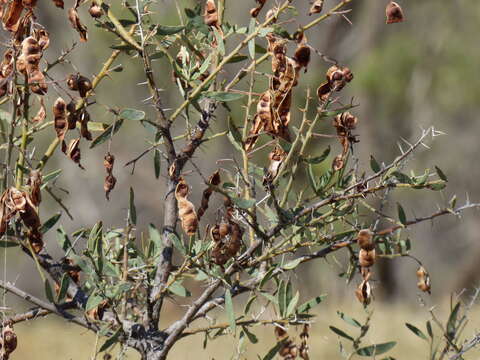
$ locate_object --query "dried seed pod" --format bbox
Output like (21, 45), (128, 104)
(226, 222), (243, 257)
(32, 96), (46, 123)
(275, 326), (298, 360)
(355, 279), (372, 305)
(27, 170), (42, 206)
(316, 81), (331, 102)
(103, 152), (116, 200)
(79, 111), (92, 140)
(263, 145), (286, 185)
(308, 0), (324, 15)
(26, 227), (43, 253)
(333, 112), (358, 132)
(5, 187), (26, 214)
(332, 154), (344, 171)
(68, 7), (88, 42)
(104, 152), (115, 173)
(34, 28), (50, 50)
(250, 0), (267, 18)
(197, 170), (221, 220)
(103, 174), (116, 201)
(358, 248), (376, 268)
(77, 75), (92, 97)
(28, 69), (47, 95)
(1, 323), (17, 357)
(294, 44), (311, 72)
(210, 224), (221, 242)
(299, 324), (310, 360)
(2, 0), (23, 32)
(357, 229), (374, 250)
(51, 0), (64, 8)
(204, 0), (218, 28)
(53, 97), (68, 141)
(20, 192), (41, 230)
(65, 138), (85, 169)
(66, 73), (79, 91)
(175, 178), (198, 236)
(86, 299), (109, 321)
(89, 1), (102, 18)
(218, 221), (231, 238)
(416, 266), (431, 294)
(386, 1), (404, 24)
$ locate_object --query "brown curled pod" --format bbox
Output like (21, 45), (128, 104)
(27, 169), (42, 206)
(218, 221), (231, 238)
(357, 229), (374, 250)
(2, 0), (24, 32)
(197, 170), (221, 220)
(386, 1), (405, 24)
(53, 97), (68, 141)
(68, 7), (88, 42)
(89, 1), (102, 18)
(316, 81), (331, 102)
(32, 96), (46, 123)
(80, 112), (92, 140)
(250, 0), (267, 18)
(5, 187), (26, 214)
(26, 227), (43, 253)
(332, 154), (344, 171)
(358, 248), (376, 268)
(204, 0), (218, 28)
(308, 0), (324, 15)
(34, 28), (50, 50)
(104, 152), (115, 173)
(65, 138), (85, 169)
(104, 174), (116, 201)
(28, 69), (47, 94)
(416, 266), (431, 294)
(210, 224), (221, 242)
(294, 43), (311, 72)
(355, 279), (372, 305)
(1, 323), (17, 356)
(51, 0), (64, 8)
(175, 178), (198, 236)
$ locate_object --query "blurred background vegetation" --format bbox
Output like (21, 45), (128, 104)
(1, 0), (479, 358)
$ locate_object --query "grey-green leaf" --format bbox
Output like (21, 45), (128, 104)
(119, 108), (145, 121)
(225, 289), (236, 333)
(356, 342), (396, 356)
(90, 119), (124, 148)
(329, 326), (354, 341)
(406, 323), (428, 341)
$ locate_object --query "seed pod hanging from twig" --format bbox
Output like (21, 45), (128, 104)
(308, 0), (324, 16)
(357, 229), (374, 250)
(2, 0), (24, 32)
(416, 266), (431, 294)
(355, 274), (372, 306)
(204, 0), (219, 28)
(175, 178), (198, 236)
(1, 323), (17, 358)
(103, 152), (116, 200)
(275, 326), (298, 360)
(89, 1), (102, 18)
(27, 170), (42, 206)
(197, 170), (221, 220)
(53, 97), (68, 141)
(250, 0), (267, 18)
(386, 1), (405, 24)
(32, 96), (46, 123)
(68, 7), (88, 42)
(63, 138), (85, 169)
(299, 324), (310, 360)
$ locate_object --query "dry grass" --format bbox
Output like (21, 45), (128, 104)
(9, 298), (480, 359)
